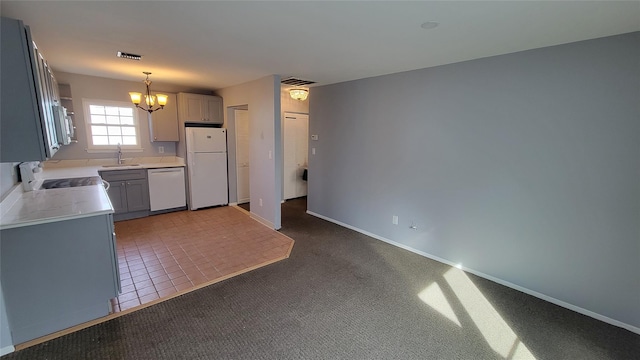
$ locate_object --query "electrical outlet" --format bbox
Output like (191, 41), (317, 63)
(312, 148), (316, 155)
(392, 215), (399, 225)
(158, 146), (164, 154)
(259, 198), (263, 207)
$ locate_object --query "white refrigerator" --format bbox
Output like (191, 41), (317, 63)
(186, 126), (228, 210)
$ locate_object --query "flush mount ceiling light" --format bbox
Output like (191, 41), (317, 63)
(420, 21), (439, 29)
(129, 72), (168, 113)
(289, 89), (309, 101)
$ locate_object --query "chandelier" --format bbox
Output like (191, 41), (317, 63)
(129, 72), (168, 113)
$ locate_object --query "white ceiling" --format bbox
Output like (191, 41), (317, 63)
(2, 1), (639, 90)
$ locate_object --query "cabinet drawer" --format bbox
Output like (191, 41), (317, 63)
(100, 169), (147, 181)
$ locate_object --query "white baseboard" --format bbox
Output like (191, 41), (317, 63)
(251, 212), (275, 230)
(0, 345), (15, 356)
(228, 202), (238, 206)
(306, 210), (640, 335)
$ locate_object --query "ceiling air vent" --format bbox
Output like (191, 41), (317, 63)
(281, 77), (316, 86)
(117, 51), (142, 61)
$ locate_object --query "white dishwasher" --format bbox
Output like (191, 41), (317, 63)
(148, 167), (187, 211)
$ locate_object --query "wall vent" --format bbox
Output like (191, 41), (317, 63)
(281, 77), (316, 86)
(117, 51), (142, 61)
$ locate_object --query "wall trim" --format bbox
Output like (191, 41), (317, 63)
(1, 345), (15, 356)
(306, 210), (640, 335)
(251, 212), (275, 230)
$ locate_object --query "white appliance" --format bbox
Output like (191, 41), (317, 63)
(148, 167), (186, 211)
(186, 125), (228, 210)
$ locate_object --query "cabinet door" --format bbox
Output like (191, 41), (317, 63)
(125, 179), (150, 212)
(107, 181), (128, 214)
(32, 42), (60, 158)
(0, 18), (47, 162)
(179, 93), (205, 122)
(149, 93), (178, 141)
(204, 95), (223, 123)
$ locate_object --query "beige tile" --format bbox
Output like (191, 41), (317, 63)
(113, 206), (293, 313)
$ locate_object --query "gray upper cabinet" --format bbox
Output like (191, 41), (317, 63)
(177, 92), (223, 124)
(1, 17), (47, 162)
(1, 17), (63, 162)
(149, 93), (179, 142)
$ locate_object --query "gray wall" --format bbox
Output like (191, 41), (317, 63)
(308, 32), (640, 329)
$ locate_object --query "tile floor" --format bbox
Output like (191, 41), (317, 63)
(111, 205), (294, 312)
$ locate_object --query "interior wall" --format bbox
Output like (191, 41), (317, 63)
(51, 72), (202, 160)
(308, 32), (640, 330)
(218, 75), (282, 229)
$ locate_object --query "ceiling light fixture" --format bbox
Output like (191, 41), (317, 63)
(289, 89), (309, 101)
(129, 72), (168, 113)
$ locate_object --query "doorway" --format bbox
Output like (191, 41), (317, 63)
(235, 109), (250, 205)
(283, 112), (309, 200)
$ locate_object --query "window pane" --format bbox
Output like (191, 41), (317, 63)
(89, 105), (105, 115)
(105, 107), (120, 115)
(91, 125), (107, 135)
(122, 136), (137, 145)
(91, 115), (106, 124)
(87, 102), (138, 147)
(93, 135), (108, 145)
(121, 127), (136, 136)
(107, 126), (122, 136)
(106, 116), (120, 125)
(108, 136), (122, 145)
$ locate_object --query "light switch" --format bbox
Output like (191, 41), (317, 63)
(268, 150), (272, 159)
(311, 134), (319, 140)
(312, 148), (316, 155)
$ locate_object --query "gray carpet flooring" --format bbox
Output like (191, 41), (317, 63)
(3, 197), (639, 359)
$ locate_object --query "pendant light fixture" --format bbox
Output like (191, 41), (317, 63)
(129, 72), (168, 113)
(289, 88), (309, 101)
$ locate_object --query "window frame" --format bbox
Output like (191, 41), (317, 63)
(82, 98), (143, 152)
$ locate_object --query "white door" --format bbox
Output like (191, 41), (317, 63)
(235, 109), (250, 204)
(283, 113), (309, 200)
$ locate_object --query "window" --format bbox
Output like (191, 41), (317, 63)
(83, 99), (142, 151)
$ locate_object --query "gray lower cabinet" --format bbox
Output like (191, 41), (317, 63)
(100, 169), (150, 221)
(0, 214), (119, 344)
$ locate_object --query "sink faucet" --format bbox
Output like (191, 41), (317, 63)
(117, 144), (123, 165)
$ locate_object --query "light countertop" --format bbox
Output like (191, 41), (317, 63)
(0, 157), (185, 230)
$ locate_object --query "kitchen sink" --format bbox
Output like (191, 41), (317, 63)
(101, 164), (140, 168)
(41, 176), (102, 189)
